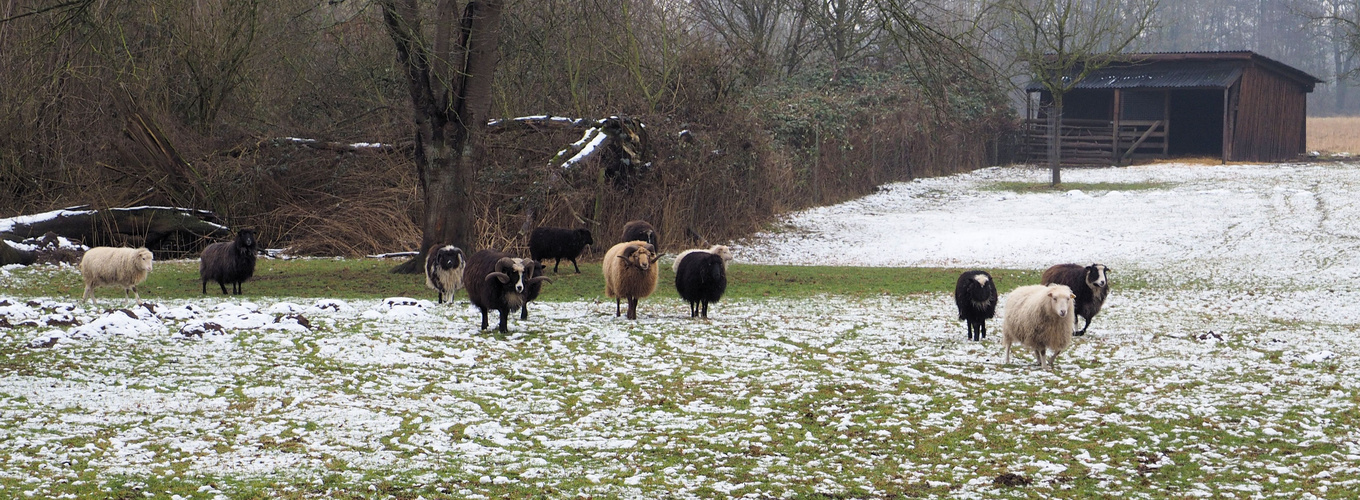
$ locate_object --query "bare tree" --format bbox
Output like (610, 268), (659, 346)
(999, 0), (1157, 185)
(379, 0), (504, 273)
(802, 0), (883, 74)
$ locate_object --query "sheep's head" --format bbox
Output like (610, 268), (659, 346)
(487, 257), (529, 293)
(515, 258), (553, 286)
(1046, 285), (1075, 318)
(968, 274), (994, 302)
(709, 245), (734, 262)
(136, 248), (154, 272)
(618, 243), (660, 271)
(1086, 264), (1109, 289)
(434, 245), (464, 270)
(236, 229), (258, 253)
(576, 229), (595, 246)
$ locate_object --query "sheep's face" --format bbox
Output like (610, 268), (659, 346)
(1086, 264), (1109, 289)
(1047, 286), (1075, 318)
(710, 245), (733, 262)
(136, 249), (154, 272)
(236, 229), (258, 250)
(619, 244), (660, 271)
(576, 229), (594, 246)
(435, 246), (464, 270)
(968, 274), (993, 303)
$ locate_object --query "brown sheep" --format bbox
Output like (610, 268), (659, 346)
(602, 241), (660, 320)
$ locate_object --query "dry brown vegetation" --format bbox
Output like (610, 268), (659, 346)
(0, 0), (1014, 258)
(1307, 116), (1360, 154)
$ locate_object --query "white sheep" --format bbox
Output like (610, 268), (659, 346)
(1002, 283), (1076, 370)
(79, 247), (154, 302)
(603, 241), (660, 320)
(424, 245), (466, 304)
(672, 244), (733, 272)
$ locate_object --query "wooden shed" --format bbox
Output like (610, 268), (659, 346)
(1024, 51), (1322, 165)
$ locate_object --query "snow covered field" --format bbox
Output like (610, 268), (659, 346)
(2, 162), (1359, 498)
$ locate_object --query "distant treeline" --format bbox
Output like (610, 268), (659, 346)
(0, 0), (1016, 256)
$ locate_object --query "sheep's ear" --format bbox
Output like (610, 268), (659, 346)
(486, 272), (510, 283)
(1069, 293), (1076, 299)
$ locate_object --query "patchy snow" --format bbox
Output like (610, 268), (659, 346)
(733, 162), (1360, 288)
(2, 162), (1359, 498)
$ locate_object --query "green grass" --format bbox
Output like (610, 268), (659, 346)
(982, 181), (1174, 193)
(1, 258), (1146, 301)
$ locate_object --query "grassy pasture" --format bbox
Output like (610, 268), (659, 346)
(0, 260), (1354, 499)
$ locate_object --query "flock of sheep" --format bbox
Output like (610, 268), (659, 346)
(74, 222), (1109, 370)
(420, 220), (733, 333)
(954, 263), (1110, 370)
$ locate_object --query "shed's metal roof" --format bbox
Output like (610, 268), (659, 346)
(1025, 61), (1243, 92)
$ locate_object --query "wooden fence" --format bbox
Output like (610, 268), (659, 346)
(1023, 118), (1167, 166)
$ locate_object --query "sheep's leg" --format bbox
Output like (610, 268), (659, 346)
(571, 258), (580, 274)
(218, 281), (229, 295)
(520, 303), (529, 320)
(201, 280), (208, 294)
(979, 321), (987, 340)
(701, 301), (709, 319)
(497, 307), (510, 333)
(627, 298), (638, 320)
(1075, 316), (1090, 336)
(233, 282), (242, 295)
(480, 310), (490, 330)
(615, 298), (622, 317)
(553, 259), (561, 273)
(1035, 350), (1045, 369)
(131, 286), (140, 301)
(82, 285), (92, 302)
(437, 292), (445, 304)
(1003, 341), (1011, 365)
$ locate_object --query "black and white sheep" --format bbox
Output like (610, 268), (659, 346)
(79, 247), (154, 301)
(461, 249), (549, 333)
(674, 250), (727, 319)
(200, 229), (258, 295)
(954, 270), (998, 341)
(621, 220), (658, 248)
(528, 227), (593, 273)
(672, 244), (733, 273)
(1040, 263), (1110, 336)
(424, 245), (466, 303)
(517, 258), (547, 320)
(603, 241), (660, 320)
(1002, 283), (1076, 371)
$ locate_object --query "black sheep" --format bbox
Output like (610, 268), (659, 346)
(528, 227), (593, 273)
(621, 220), (658, 248)
(200, 229), (258, 295)
(1040, 263), (1110, 336)
(675, 251), (727, 319)
(953, 270), (998, 341)
(519, 258), (548, 320)
(461, 249), (549, 333)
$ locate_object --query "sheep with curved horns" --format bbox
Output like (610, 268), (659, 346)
(516, 258), (547, 320)
(529, 227), (593, 274)
(462, 249), (550, 333)
(79, 247), (154, 302)
(424, 245), (466, 304)
(621, 220), (658, 248)
(672, 244), (733, 273)
(603, 241), (660, 320)
(1002, 283), (1076, 371)
(1040, 263), (1110, 336)
(674, 250), (727, 319)
(954, 270), (998, 341)
(200, 229), (258, 295)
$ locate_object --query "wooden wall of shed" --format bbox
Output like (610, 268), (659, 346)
(1232, 65), (1309, 161)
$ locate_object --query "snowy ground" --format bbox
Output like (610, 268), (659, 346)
(1, 162), (1359, 498)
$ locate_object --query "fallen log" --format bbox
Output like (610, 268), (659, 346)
(0, 206), (231, 260)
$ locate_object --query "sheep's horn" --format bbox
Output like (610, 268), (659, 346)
(486, 272), (510, 284)
(621, 246), (638, 258)
(648, 253), (660, 263)
(528, 276), (552, 285)
(643, 243), (656, 253)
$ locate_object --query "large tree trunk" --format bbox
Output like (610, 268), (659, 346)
(381, 0), (504, 274)
(1048, 99), (1063, 186)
